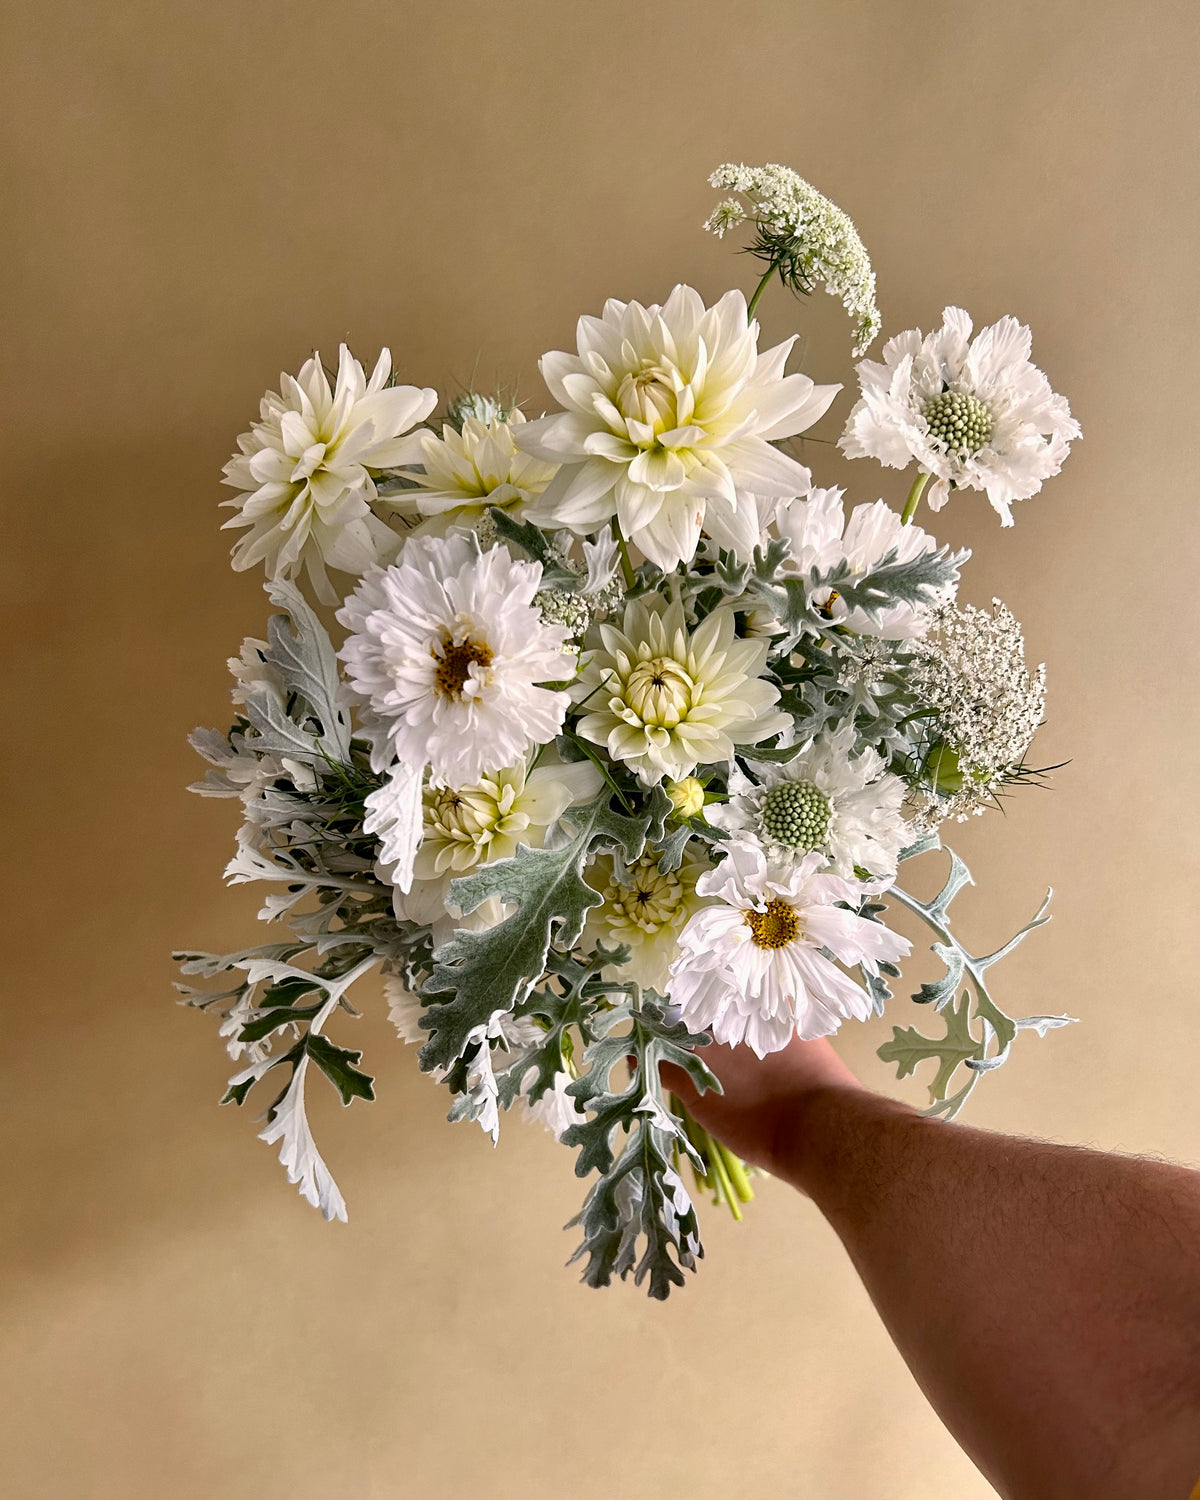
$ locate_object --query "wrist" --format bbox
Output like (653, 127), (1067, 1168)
(767, 1083), (918, 1197)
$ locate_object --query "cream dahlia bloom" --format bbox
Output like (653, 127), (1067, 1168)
(396, 410), (558, 523)
(839, 307), (1080, 525)
(516, 285), (839, 571)
(707, 727), (910, 879)
(222, 345), (437, 601)
(337, 534), (574, 789)
(582, 846), (710, 994)
(391, 757), (601, 931)
(574, 597), (789, 784)
(668, 842), (910, 1056)
(773, 487), (953, 638)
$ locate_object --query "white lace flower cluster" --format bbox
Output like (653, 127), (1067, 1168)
(705, 162), (882, 354)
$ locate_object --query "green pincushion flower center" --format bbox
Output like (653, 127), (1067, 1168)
(922, 390), (994, 455)
(759, 780), (831, 851)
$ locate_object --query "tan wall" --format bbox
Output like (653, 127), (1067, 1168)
(3, 2), (1198, 1495)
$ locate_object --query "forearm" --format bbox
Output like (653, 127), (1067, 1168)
(776, 1087), (1200, 1500)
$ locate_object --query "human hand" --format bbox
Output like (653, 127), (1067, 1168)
(663, 1034), (865, 1181)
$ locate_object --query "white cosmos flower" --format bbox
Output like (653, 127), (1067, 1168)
(839, 307), (1080, 525)
(222, 345), (437, 602)
(395, 410), (558, 523)
(582, 847), (710, 994)
(668, 841), (910, 1056)
(773, 487), (954, 638)
(515, 285), (839, 571)
(574, 597), (789, 785)
(336, 534), (573, 790)
(707, 726), (911, 879)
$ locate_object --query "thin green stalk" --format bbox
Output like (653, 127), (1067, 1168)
(705, 1134), (744, 1221)
(715, 1139), (755, 1203)
(901, 470), (930, 525)
(745, 263), (779, 322)
(611, 517), (636, 589)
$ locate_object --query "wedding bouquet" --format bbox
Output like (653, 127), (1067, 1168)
(177, 163), (1080, 1297)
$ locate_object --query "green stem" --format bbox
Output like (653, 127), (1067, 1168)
(745, 264), (779, 322)
(900, 471), (930, 526)
(716, 1139), (755, 1203)
(610, 517), (636, 590)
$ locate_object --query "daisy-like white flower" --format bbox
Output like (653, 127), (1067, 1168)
(390, 757), (601, 930)
(395, 410), (558, 524)
(582, 847), (710, 994)
(222, 345), (437, 601)
(515, 285), (839, 571)
(707, 727), (910, 879)
(839, 307), (1080, 525)
(668, 841), (910, 1056)
(337, 534), (573, 788)
(773, 487), (955, 638)
(574, 597), (789, 784)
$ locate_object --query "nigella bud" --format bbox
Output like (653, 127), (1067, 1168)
(445, 390), (513, 432)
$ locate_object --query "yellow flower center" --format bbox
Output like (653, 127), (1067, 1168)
(433, 637), (493, 699)
(745, 898), (802, 950)
(623, 656), (695, 727)
(603, 855), (688, 935)
(616, 358), (678, 438)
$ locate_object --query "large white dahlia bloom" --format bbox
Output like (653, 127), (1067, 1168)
(668, 842), (910, 1056)
(397, 410), (558, 523)
(515, 285), (839, 571)
(707, 726), (910, 879)
(337, 534), (573, 788)
(839, 307), (1080, 525)
(573, 597), (789, 784)
(222, 345), (437, 601)
(773, 487), (954, 638)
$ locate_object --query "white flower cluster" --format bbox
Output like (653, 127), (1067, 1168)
(706, 162), (882, 354)
(183, 162), (1078, 1288)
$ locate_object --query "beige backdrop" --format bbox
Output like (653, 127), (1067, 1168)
(3, 2), (1198, 1496)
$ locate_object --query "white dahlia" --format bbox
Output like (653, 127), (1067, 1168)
(707, 727), (910, 880)
(390, 757), (601, 930)
(395, 410), (558, 523)
(222, 345), (437, 601)
(582, 847), (710, 994)
(336, 533), (573, 788)
(574, 597), (789, 785)
(773, 487), (953, 638)
(839, 307), (1080, 525)
(515, 285), (839, 571)
(668, 841), (910, 1056)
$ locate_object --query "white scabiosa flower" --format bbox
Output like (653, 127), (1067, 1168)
(773, 487), (954, 638)
(582, 847), (710, 994)
(222, 345), (437, 601)
(337, 534), (574, 789)
(515, 285), (839, 572)
(668, 842), (910, 1056)
(707, 727), (910, 880)
(396, 410), (558, 523)
(574, 597), (789, 784)
(839, 307), (1080, 525)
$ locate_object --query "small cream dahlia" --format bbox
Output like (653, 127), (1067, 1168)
(668, 841), (910, 1056)
(574, 597), (789, 784)
(515, 285), (839, 571)
(391, 758), (601, 930)
(839, 307), (1080, 525)
(773, 488), (953, 638)
(336, 533), (573, 788)
(582, 847), (710, 994)
(707, 727), (910, 879)
(222, 345), (437, 601)
(395, 410), (558, 523)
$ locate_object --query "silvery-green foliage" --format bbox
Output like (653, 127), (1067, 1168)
(562, 995), (718, 1300)
(877, 835), (1074, 1118)
(418, 789), (670, 1073)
